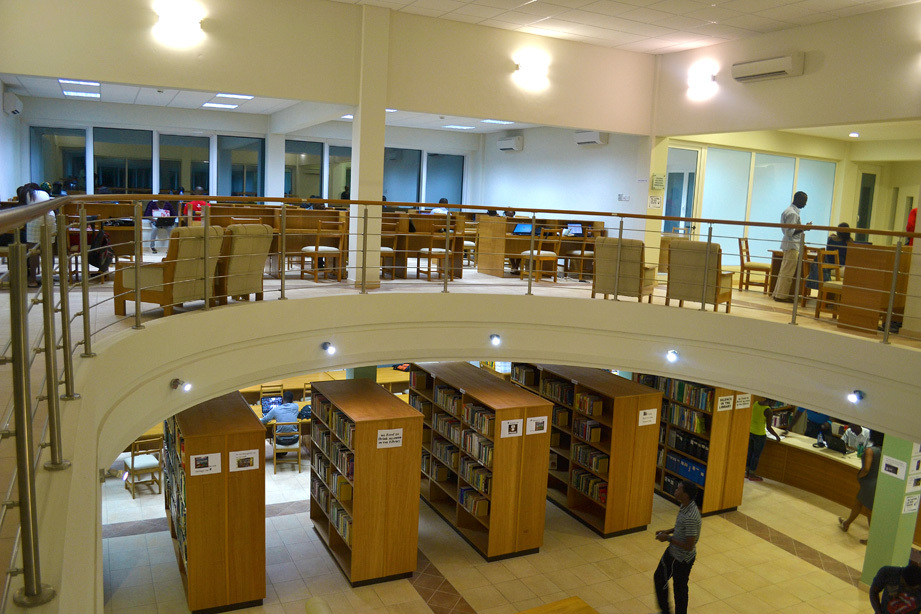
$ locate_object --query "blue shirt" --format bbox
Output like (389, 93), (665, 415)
(261, 402), (300, 435)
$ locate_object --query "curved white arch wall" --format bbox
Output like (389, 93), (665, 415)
(28, 293), (921, 612)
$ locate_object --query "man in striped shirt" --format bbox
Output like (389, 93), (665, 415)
(654, 479), (702, 614)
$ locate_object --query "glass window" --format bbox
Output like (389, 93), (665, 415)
(700, 147), (752, 257)
(663, 148), (698, 234)
(424, 153), (463, 205)
(747, 153), (796, 262)
(383, 147), (422, 203)
(329, 145), (351, 200)
(30, 127), (87, 194)
(216, 136), (264, 197)
(159, 134), (210, 194)
(284, 140), (323, 198)
(93, 127), (153, 194)
(796, 158), (836, 239)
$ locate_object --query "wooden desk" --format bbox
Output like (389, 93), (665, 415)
(386, 212), (466, 279)
(325, 367), (411, 392)
(477, 217), (605, 278)
(250, 401), (311, 440)
(123, 423), (164, 453)
(239, 371), (334, 404)
(837, 244), (912, 332)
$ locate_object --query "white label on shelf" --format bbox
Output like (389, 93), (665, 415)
(377, 428), (403, 449)
(190, 452), (221, 476)
(229, 449), (259, 472)
(501, 419), (523, 438)
(717, 396), (734, 412)
(883, 456), (907, 480)
(638, 408), (657, 426)
(571, 379), (578, 385)
(904, 494), (921, 514)
(526, 416), (548, 435)
(735, 394), (751, 410)
(459, 388), (465, 395)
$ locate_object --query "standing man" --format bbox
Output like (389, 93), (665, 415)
(870, 563), (921, 613)
(773, 191), (811, 302)
(654, 480), (701, 614)
(747, 397), (781, 481)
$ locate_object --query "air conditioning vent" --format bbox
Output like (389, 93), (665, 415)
(497, 136), (523, 152)
(574, 131), (608, 146)
(731, 53), (804, 82)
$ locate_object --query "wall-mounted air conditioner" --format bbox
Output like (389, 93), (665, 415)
(731, 52), (804, 82)
(2, 92), (22, 115)
(497, 136), (523, 152)
(574, 131), (608, 145)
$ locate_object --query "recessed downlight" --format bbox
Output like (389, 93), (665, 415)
(482, 119), (514, 125)
(202, 102), (238, 109)
(490, 334), (501, 346)
(666, 350), (679, 363)
(216, 93), (253, 100)
(443, 125), (476, 130)
(849, 132), (859, 138)
(59, 79), (100, 87)
(63, 91), (100, 99)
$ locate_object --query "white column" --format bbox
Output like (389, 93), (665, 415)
(348, 5), (389, 289)
(265, 133), (286, 198)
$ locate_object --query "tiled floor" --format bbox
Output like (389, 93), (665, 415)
(102, 441), (874, 614)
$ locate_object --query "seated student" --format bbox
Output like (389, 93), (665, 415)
(430, 197), (449, 215)
(183, 187), (209, 221)
(260, 390), (300, 454)
(842, 423), (871, 452)
(826, 222), (852, 267)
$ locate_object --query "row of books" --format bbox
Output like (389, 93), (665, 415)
(410, 393), (433, 421)
(667, 428), (710, 462)
(459, 486), (489, 517)
(435, 385), (463, 416)
(664, 451), (706, 487)
(433, 412), (463, 446)
(312, 422), (331, 457)
(552, 405), (571, 428)
(422, 451), (452, 482)
(330, 501), (353, 547)
(573, 417), (602, 443)
(410, 371), (431, 391)
(463, 403), (495, 438)
(666, 402), (709, 435)
(312, 451), (332, 486)
(571, 468), (607, 505)
(663, 379), (714, 411)
(332, 442), (355, 481)
(313, 395), (331, 424)
(573, 392), (603, 417)
(541, 378), (575, 406)
(330, 472), (352, 502)
(431, 437), (459, 470)
(311, 480), (330, 515)
(329, 409), (356, 449)
(572, 442), (610, 473)
(461, 429), (494, 468)
(510, 364), (537, 387)
(459, 455), (492, 495)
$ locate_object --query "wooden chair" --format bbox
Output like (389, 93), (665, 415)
(665, 240), (733, 313)
(380, 221), (398, 279)
(738, 237), (771, 293)
(416, 225), (453, 281)
(113, 225), (224, 317)
(302, 382), (312, 402)
(260, 383), (284, 400)
(591, 237), (656, 302)
(564, 230), (597, 281)
(520, 229), (562, 283)
(213, 223), (273, 305)
(272, 422), (302, 474)
(300, 220), (346, 282)
(123, 435), (163, 499)
(814, 250), (844, 319)
(463, 220), (477, 267)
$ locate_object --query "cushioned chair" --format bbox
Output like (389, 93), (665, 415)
(564, 230), (598, 281)
(114, 225), (224, 317)
(591, 237), (656, 302)
(300, 220), (346, 282)
(416, 225), (453, 281)
(272, 422), (302, 474)
(520, 229), (562, 283)
(123, 435), (163, 499)
(213, 223), (273, 305)
(738, 237), (771, 293)
(666, 240), (733, 313)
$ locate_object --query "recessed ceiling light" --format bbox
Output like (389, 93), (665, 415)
(63, 91), (100, 98)
(59, 79), (100, 87)
(481, 119), (514, 125)
(216, 93), (253, 100)
(202, 102), (238, 109)
(849, 132), (859, 138)
(489, 334), (501, 346)
(847, 390), (865, 403)
(341, 114), (354, 120)
(385, 108), (398, 113)
(443, 125), (476, 130)
(666, 349), (679, 363)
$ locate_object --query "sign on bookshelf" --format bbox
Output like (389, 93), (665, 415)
(376, 428), (403, 449)
(526, 416), (548, 435)
(735, 394), (751, 410)
(190, 452), (222, 476)
(229, 449), (259, 472)
(638, 408), (657, 426)
(716, 396), (734, 412)
(501, 419), (523, 438)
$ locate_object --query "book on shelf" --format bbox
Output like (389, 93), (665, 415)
(550, 431), (560, 447)
(666, 402), (708, 435)
(549, 452), (558, 471)
(574, 392), (602, 417)
(573, 417), (602, 443)
(511, 364), (537, 387)
(571, 468), (607, 505)
(461, 429), (493, 468)
(541, 378), (574, 406)
(459, 486), (489, 517)
(330, 501), (353, 547)
(551, 405), (570, 427)
(459, 456), (491, 495)
(435, 385), (462, 415)
(331, 473), (352, 501)
(431, 438), (459, 470)
(572, 442), (609, 473)
(463, 403), (495, 437)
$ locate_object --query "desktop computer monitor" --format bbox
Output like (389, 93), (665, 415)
(512, 223), (532, 235)
(567, 223), (583, 237)
(261, 396), (283, 414)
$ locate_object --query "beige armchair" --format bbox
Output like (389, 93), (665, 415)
(213, 223), (273, 305)
(591, 237), (656, 302)
(665, 240), (733, 313)
(114, 225), (224, 316)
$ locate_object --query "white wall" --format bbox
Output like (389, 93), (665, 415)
(0, 83), (22, 199)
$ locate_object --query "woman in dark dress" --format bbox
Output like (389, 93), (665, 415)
(839, 431), (883, 544)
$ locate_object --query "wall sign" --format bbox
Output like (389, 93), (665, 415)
(717, 396), (734, 412)
(377, 428), (403, 449)
(904, 494), (920, 514)
(190, 452), (221, 476)
(882, 456), (907, 480)
(229, 449), (259, 472)
(648, 195), (662, 209)
(735, 394), (751, 410)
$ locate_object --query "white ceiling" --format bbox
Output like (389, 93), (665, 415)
(336, 0), (919, 53)
(782, 121), (921, 142)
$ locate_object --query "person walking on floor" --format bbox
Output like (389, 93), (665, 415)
(654, 479), (701, 614)
(773, 191), (811, 302)
(746, 397), (781, 481)
(839, 431), (883, 544)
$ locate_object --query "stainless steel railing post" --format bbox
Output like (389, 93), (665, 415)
(443, 211), (451, 294)
(55, 211), (79, 400)
(38, 219), (70, 472)
(526, 214), (537, 296)
(8, 241), (56, 607)
(279, 204), (287, 300)
(79, 208), (95, 357)
(790, 233), (805, 325)
(700, 225), (713, 311)
(132, 202), (144, 329)
(882, 241), (903, 344)
(613, 219), (624, 300)
(202, 207), (211, 311)
(360, 209), (369, 295)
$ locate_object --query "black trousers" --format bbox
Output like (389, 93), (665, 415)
(654, 549), (695, 614)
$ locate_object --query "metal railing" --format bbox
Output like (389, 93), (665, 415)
(0, 193), (918, 607)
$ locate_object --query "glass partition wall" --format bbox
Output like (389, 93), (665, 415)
(285, 140), (323, 198)
(159, 134), (211, 194)
(30, 127), (87, 194)
(424, 153), (463, 206)
(217, 136), (264, 197)
(93, 128), (153, 194)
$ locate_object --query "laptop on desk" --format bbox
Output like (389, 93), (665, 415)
(512, 223), (533, 236)
(566, 223), (583, 237)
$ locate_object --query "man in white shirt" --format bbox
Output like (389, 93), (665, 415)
(773, 191), (811, 302)
(842, 423), (871, 452)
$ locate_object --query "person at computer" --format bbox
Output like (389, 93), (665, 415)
(260, 390), (300, 454)
(773, 191), (811, 302)
(841, 423), (871, 453)
(431, 198), (449, 215)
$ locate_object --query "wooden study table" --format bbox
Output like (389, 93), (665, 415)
(324, 367), (410, 392)
(239, 368), (410, 403)
(250, 400), (311, 441)
(385, 212), (465, 280)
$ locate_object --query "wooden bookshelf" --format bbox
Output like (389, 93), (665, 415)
(633, 374), (750, 515)
(163, 392), (266, 612)
(409, 362), (552, 560)
(309, 379), (423, 586)
(510, 363), (662, 537)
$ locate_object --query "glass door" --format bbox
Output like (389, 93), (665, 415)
(663, 147), (699, 236)
(856, 171), (877, 243)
